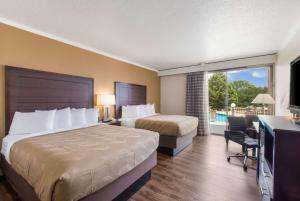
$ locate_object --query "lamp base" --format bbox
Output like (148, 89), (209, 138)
(102, 119), (112, 123)
(103, 106), (111, 123)
(293, 114), (300, 126)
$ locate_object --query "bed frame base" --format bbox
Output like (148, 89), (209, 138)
(157, 136), (194, 156)
(1, 170), (151, 201)
(113, 171), (151, 201)
(157, 146), (187, 156)
(157, 129), (197, 156)
(1, 152), (156, 201)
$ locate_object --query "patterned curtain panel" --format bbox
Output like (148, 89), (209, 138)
(186, 71), (209, 136)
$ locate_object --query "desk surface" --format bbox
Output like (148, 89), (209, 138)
(253, 122), (259, 133)
(259, 115), (300, 132)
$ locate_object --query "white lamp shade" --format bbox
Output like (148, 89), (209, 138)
(252, 93), (275, 104)
(98, 94), (115, 106)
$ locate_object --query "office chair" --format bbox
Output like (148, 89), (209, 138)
(224, 116), (259, 170)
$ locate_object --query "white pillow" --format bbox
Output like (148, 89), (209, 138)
(36, 108), (72, 130)
(71, 108), (87, 126)
(54, 108), (72, 129)
(35, 109), (57, 128)
(146, 104), (155, 115)
(137, 105), (147, 116)
(9, 110), (56, 135)
(86, 108), (99, 124)
(122, 105), (139, 118)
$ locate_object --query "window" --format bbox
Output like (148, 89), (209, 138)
(209, 66), (273, 134)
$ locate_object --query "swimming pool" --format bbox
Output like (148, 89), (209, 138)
(211, 113), (228, 122)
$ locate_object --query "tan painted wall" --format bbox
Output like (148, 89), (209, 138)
(0, 23), (160, 138)
(160, 74), (186, 115)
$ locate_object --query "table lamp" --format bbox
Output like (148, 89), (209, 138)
(98, 94), (115, 122)
(252, 93), (275, 115)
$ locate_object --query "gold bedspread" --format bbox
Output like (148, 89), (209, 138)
(9, 125), (159, 201)
(135, 114), (198, 136)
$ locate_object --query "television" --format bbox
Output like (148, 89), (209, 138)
(290, 56), (300, 115)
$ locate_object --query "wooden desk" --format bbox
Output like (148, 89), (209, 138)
(258, 116), (300, 201)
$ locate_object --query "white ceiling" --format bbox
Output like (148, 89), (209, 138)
(1, 0), (300, 71)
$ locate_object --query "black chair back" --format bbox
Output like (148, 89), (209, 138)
(245, 115), (259, 128)
(227, 116), (247, 132)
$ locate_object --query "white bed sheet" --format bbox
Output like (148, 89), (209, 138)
(120, 118), (137, 128)
(1, 123), (99, 164)
(119, 113), (159, 128)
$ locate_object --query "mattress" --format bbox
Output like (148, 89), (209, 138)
(3, 125), (159, 201)
(120, 113), (159, 128)
(135, 114), (198, 136)
(120, 118), (137, 128)
(2, 123), (100, 163)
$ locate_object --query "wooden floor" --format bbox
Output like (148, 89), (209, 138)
(0, 135), (260, 201)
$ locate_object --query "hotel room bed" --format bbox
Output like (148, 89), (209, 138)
(115, 82), (199, 156)
(2, 124), (158, 201)
(121, 114), (198, 156)
(135, 114), (198, 155)
(2, 66), (159, 201)
(135, 114), (198, 137)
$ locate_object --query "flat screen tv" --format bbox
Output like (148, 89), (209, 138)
(290, 56), (300, 115)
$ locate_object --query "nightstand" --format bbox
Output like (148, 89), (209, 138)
(100, 120), (121, 126)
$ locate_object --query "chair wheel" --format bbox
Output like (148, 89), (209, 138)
(227, 157), (230, 162)
(243, 165), (247, 171)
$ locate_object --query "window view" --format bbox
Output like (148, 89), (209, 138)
(209, 67), (271, 134)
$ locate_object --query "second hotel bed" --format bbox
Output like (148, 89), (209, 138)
(121, 114), (198, 156)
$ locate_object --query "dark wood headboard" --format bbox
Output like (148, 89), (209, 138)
(5, 66), (94, 134)
(115, 82), (146, 119)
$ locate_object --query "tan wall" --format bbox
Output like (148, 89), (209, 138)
(0, 23), (160, 138)
(160, 74), (186, 115)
